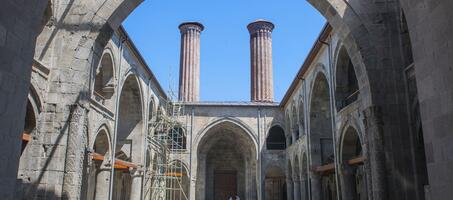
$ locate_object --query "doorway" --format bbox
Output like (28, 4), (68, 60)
(214, 170), (237, 199)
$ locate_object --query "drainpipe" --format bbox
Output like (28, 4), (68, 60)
(303, 78), (313, 200)
(319, 36), (341, 200)
(257, 108), (262, 200)
(108, 34), (127, 200)
(189, 106), (194, 177)
(189, 106), (194, 199)
(141, 77), (152, 199)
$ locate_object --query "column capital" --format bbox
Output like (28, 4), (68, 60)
(247, 19), (274, 34)
(179, 22), (204, 33)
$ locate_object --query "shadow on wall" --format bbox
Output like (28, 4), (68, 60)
(15, 180), (68, 200)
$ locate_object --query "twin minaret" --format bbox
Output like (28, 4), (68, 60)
(178, 20), (275, 102)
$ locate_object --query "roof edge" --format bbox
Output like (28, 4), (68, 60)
(279, 23), (332, 108)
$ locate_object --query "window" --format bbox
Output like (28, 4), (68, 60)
(266, 126), (286, 150)
(169, 127), (186, 150)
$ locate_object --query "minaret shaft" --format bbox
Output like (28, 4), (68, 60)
(248, 20), (274, 102)
(178, 22), (203, 102)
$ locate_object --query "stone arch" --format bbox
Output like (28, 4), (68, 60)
(285, 112), (292, 146)
(194, 118), (258, 200)
(193, 117), (258, 156)
(18, 86), (41, 173)
(309, 71), (334, 164)
(338, 126), (367, 200)
(309, 71), (337, 200)
(306, 0), (373, 106)
(2, 0), (145, 197)
(334, 45), (359, 111)
(86, 127), (111, 200)
(148, 96), (156, 122)
(166, 160), (190, 200)
(114, 73), (144, 200)
(94, 51), (115, 100)
(298, 97), (305, 137)
(266, 125), (286, 150)
(169, 126), (186, 150)
(264, 165), (287, 200)
(291, 104), (299, 141)
(117, 74), (144, 161)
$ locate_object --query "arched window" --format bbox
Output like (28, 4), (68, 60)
(169, 127), (186, 150)
(94, 53), (114, 99)
(148, 99), (154, 122)
(335, 46), (359, 110)
(292, 106), (299, 140)
(266, 126), (286, 150)
(285, 113), (292, 146)
(298, 99), (305, 137)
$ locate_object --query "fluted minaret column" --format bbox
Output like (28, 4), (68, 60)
(178, 22), (204, 102)
(248, 20), (274, 102)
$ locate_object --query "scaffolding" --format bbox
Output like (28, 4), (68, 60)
(144, 91), (189, 200)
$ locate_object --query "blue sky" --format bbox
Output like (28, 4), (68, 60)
(123, 0), (325, 102)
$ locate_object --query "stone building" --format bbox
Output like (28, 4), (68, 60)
(1, 0), (453, 200)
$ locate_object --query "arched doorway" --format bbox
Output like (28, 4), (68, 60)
(264, 166), (286, 200)
(87, 129), (111, 200)
(339, 127), (367, 200)
(309, 72), (337, 200)
(195, 120), (257, 200)
(114, 75), (144, 200)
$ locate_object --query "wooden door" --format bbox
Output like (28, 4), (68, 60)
(214, 170), (237, 200)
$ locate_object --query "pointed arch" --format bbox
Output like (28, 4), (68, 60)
(94, 51), (115, 100)
(266, 125), (286, 150)
(334, 45), (359, 111)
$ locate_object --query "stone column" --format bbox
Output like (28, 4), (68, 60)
(95, 168), (111, 200)
(129, 169), (143, 200)
(301, 179), (309, 200)
(340, 164), (356, 200)
(310, 173), (322, 200)
(363, 106), (387, 200)
(286, 178), (294, 200)
(178, 22), (204, 102)
(248, 20), (274, 102)
(293, 179), (301, 200)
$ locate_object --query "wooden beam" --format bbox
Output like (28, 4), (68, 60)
(22, 133), (31, 142)
(115, 159), (138, 169)
(91, 152), (104, 161)
(347, 156), (365, 166)
(314, 163), (335, 173)
(90, 152), (138, 170)
(165, 172), (184, 177)
(314, 156), (365, 174)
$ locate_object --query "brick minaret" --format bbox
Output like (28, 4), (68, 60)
(178, 22), (204, 102)
(248, 20), (274, 102)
